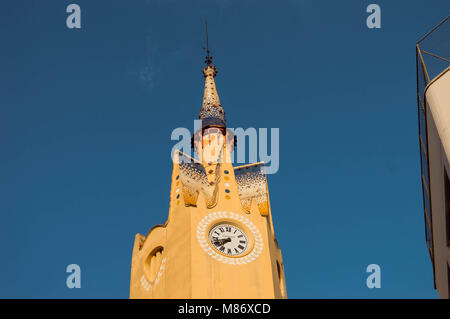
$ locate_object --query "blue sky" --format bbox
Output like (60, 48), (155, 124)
(0, 0), (448, 298)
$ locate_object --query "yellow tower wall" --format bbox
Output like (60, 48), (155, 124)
(129, 147), (287, 299)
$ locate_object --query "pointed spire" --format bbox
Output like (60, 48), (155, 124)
(199, 65), (226, 128)
(199, 22), (226, 129)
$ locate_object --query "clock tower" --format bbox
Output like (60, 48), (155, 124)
(129, 42), (287, 299)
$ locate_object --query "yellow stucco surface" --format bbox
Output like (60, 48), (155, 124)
(129, 63), (286, 299)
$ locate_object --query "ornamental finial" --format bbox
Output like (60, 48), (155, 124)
(203, 21), (213, 66)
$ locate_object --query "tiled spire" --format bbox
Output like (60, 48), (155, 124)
(199, 65), (226, 128)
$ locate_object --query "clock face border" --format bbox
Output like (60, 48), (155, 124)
(196, 211), (264, 265)
(207, 220), (254, 258)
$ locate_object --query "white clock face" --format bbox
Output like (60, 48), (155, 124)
(208, 223), (248, 256)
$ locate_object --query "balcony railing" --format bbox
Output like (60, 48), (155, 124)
(416, 15), (450, 288)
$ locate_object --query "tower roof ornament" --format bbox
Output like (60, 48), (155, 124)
(199, 21), (226, 129)
(204, 21), (213, 66)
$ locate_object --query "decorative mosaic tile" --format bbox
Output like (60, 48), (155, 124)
(177, 151), (220, 208)
(234, 163), (269, 215)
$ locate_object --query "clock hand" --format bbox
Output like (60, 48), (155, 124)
(213, 237), (232, 246)
(213, 239), (226, 245)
